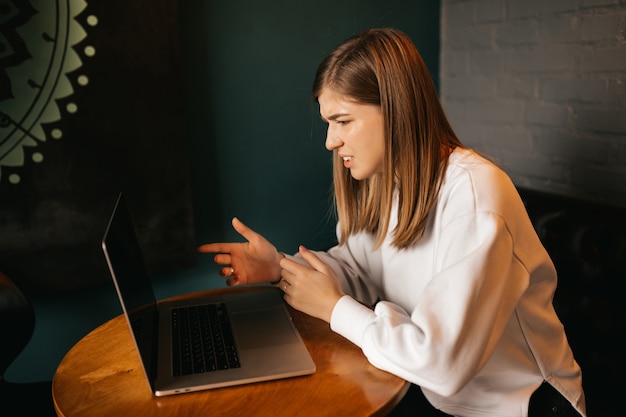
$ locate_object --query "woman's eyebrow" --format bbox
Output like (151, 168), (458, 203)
(324, 113), (349, 121)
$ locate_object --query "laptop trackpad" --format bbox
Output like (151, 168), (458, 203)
(232, 308), (299, 349)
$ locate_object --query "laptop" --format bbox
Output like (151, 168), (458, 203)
(101, 192), (316, 396)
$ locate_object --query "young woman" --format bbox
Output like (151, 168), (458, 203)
(198, 28), (586, 417)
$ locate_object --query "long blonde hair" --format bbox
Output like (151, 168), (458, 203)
(312, 28), (463, 249)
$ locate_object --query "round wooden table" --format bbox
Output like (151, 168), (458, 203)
(52, 287), (409, 416)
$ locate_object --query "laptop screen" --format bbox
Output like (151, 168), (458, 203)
(102, 192), (158, 385)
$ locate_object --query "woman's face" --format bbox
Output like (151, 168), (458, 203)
(318, 89), (385, 181)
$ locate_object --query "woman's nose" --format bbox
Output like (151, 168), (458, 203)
(325, 128), (341, 150)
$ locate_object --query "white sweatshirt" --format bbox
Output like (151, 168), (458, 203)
(295, 148), (586, 417)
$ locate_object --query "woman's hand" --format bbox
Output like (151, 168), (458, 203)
(197, 217), (283, 286)
(279, 245), (344, 323)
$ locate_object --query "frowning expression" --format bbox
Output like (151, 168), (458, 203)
(318, 89), (385, 181)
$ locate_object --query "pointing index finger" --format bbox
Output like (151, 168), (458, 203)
(198, 242), (232, 253)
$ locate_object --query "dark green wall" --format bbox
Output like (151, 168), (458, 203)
(179, 0), (441, 254)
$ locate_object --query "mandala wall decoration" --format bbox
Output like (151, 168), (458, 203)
(0, 0), (90, 185)
(0, 0), (195, 294)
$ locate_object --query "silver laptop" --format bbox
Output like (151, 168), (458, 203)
(101, 192), (316, 396)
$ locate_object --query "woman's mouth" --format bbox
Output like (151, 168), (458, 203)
(342, 156), (354, 168)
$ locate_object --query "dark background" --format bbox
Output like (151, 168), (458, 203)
(0, 0), (196, 294)
(0, 0), (440, 297)
(181, 0), (440, 255)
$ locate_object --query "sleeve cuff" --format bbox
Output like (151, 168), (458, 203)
(330, 295), (377, 348)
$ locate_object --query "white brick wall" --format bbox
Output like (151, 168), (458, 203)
(441, 0), (626, 207)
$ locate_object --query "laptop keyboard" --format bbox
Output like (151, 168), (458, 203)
(171, 303), (241, 376)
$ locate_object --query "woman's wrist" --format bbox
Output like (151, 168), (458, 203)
(270, 252), (286, 284)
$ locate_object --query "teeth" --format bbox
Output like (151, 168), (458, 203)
(342, 156), (353, 161)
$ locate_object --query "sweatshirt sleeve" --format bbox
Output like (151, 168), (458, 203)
(331, 212), (531, 397)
